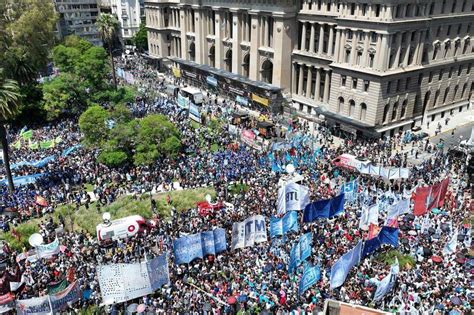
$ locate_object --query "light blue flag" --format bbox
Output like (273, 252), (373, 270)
(330, 240), (363, 289)
(289, 232), (312, 273)
(373, 257), (399, 301)
(299, 265), (321, 295)
(173, 233), (203, 264)
(340, 179), (358, 203)
(270, 211), (299, 238)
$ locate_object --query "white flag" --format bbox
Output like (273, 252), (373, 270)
(277, 183), (310, 215)
(231, 215), (267, 250)
(360, 204), (378, 230)
(442, 229), (458, 256)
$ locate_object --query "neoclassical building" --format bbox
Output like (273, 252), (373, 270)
(145, 0), (474, 137)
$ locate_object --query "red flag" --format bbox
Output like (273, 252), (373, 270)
(413, 178), (449, 216)
(35, 195), (48, 207)
(368, 224), (381, 240)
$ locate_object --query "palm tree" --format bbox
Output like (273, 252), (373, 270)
(96, 13), (119, 90)
(0, 69), (20, 193)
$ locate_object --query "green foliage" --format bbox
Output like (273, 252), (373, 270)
(133, 23), (148, 51)
(75, 46), (109, 89)
(63, 35), (93, 53)
(79, 105), (109, 146)
(160, 136), (182, 158)
(98, 149), (128, 167)
(0, 221), (39, 252)
(52, 44), (81, 73)
(375, 249), (416, 270)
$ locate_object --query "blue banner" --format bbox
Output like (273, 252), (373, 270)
(0, 173), (47, 186)
(206, 76), (218, 87)
(340, 180), (358, 203)
(11, 155), (56, 169)
(289, 233), (312, 273)
(189, 103), (201, 123)
(330, 240), (363, 289)
(236, 95), (248, 106)
(61, 145), (81, 157)
(173, 228), (227, 264)
(270, 211), (299, 238)
(147, 253), (170, 290)
(303, 194), (345, 222)
(362, 227), (399, 259)
(299, 265), (321, 295)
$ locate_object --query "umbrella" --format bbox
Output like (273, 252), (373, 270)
(408, 230), (417, 236)
(227, 296), (237, 304)
(457, 234), (464, 241)
(431, 255), (443, 263)
(450, 296), (461, 305)
(455, 257), (466, 264)
(440, 223), (449, 232)
(136, 304), (146, 313)
(432, 208), (441, 214)
(238, 294), (248, 303)
(127, 303), (138, 313)
(405, 214), (415, 221)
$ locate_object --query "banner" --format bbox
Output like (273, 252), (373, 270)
(240, 130), (263, 151)
(0, 173), (46, 187)
(36, 238), (60, 259)
(303, 194), (345, 222)
(174, 228), (226, 264)
(47, 279), (68, 295)
(21, 130), (33, 140)
(358, 164), (410, 180)
(442, 228), (458, 256)
(206, 76), (218, 87)
(277, 183), (310, 215)
(361, 227), (399, 259)
(16, 296), (50, 315)
(177, 94), (189, 109)
(251, 93), (269, 106)
(39, 140), (55, 149)
(270, 211), (299, 238)
(49, 281), (81, 312)
(0, 293), (15, 314)
(61, 145), (81, 157)
(413, 178), (449, 216)
(98, 254), (170, 305)
(299, 265), (321, 295)
(172, 67), (181, 78)
(384, 199), (410, 227)
(340, 180), (358, 203)
(288, 233), (312, 273)
(16, 282), (80, 314)
(11, 155), (55, 170)
(231, 215), (267, 250)
(359, 204), (379, 230)
(28, 141), (39, 150)
(330, 240), (363, 289)
(236, 95), (248, 106)
(189, 103), (201, 123)
(373, 258), (399, 301)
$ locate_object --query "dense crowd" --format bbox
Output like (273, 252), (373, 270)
(0, 56), (471, 314)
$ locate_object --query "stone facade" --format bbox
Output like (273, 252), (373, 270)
(145, 0), (474, 137)
(109, 0), (145, 44)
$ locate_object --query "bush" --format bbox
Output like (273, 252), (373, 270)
(98, 149), (128, 167)
(375, 249), (416, 269)
(0, 221), (39, 251)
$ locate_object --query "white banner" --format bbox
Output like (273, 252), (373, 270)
(231, 215), (267, 250)
(36, 238), (60, 259)
(16, 296), (50, 315)
(277, 183), (310, 215)
(358, 164), (410, 180)
(359, 204), (379, 230)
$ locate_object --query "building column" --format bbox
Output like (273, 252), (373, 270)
(301, 22), (307, 51)
(249, 12), (260, 80)
(306, 66), (313, 98)
(374, 33), (383, 70)
(214, 10), (224, 69)
(380, 34), (390, 71)
(328, 25), (335, 56)
(403, 33), (412, 66)
(263, 15), (268, 47)
(292, 62), (297, 93)
(362, 31), (370, 67)
(334, 29), (341, 61)
(309, 22), (316, 53)
(393, 32), (402, 68)
(339, 30), (347, 62)
(350, 31), (357, 65)
(323, 70), (330, 103)
(315, 67), (321, 101)
(232, 10), (242, 74)
(318, 23), (325, 54)
(298, 64), (304, 95)
(180, 9), (188, 59)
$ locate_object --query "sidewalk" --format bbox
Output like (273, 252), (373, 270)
(421, 107), (474, 138)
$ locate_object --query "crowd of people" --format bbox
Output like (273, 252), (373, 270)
(0, 55), (471, 314)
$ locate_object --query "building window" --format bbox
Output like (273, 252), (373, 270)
(383, 104), (390, 122)
(386, 81), (391, 94)
(364, 80), (370, 92)
(349, 100), (356, 116)
(433, 45), (439, 60)
(441, 0), (447, 13)
(429, 3), (435, 15)
(443, 87), (450, 103)
(338, 97), (344, 113)
(461, 83), (467, 97)
(352, 78), (358, 89)
(429, 72), (433, 82)
(356, 51), (362, 65)
(418, 73), (423, 85)
(458, 65), (463, 76)
(401, 100), (408, 118)
(375, 4), (381, 17)
(454, 85), (459, 100)
(452, 0), (457, 13)
(360, 103), (367, 121)
(462, 0), (467, 11)
(345, 50), (351, 63)
(368, 53), (375, 68)
(439, 69), (444, 81)
(391, 102), (399, 121)
(350, 3), (355, 15)
(396, 79), (401, 92)
(449, 67), (453, 78)
(434, 90), (440, 106)
(341, 75), (347, 86)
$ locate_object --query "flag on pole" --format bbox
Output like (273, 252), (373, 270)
(373, 257), (399, 301)
(359, 203), (379, 230)
(330, 240), (363, 289)
(28, 141), (39, 150)
(413, 178), (449, 216)
(384, 199), (410, 227)
(12, 140), (21, 150)
(21, 130), (33, 140)
(277, 183), (310, 215)
(442, 229), (458, 256)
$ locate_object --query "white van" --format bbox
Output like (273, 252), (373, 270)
(96, 215), (149, 243)
(180, 86), (204, 105)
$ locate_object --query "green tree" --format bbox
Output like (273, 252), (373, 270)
(134, 114), (181, 165)
(133, 23), (148, 52)
(0, 70), (21, 192)
(78, 105), (110, 147)
(96, 14), (119, 89)
(42, 73), (87, 120)
(75, 46), (109, 90)
(52, 44), (81, 73)
(98, 149), (128, 167)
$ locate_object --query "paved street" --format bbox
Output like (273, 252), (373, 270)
(430, 121), (474, 150)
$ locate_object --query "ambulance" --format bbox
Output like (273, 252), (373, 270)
(96, 215), (149, 243)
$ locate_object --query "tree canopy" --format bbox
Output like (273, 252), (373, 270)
(133, 24), (148, 52)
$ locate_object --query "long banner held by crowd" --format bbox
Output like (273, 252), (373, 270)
(231, 215), (267, 250)
(270, 211), (299, 238)
(330, 240), (363, 289)
(173, 228), (227, 264)
(361, 227), (399, 258)
(288, 233), (312, 273)
(16, 281), (81, 315)
(97, 253), (170, 305)
(303, 194), (345, 222)
(36, 238), (60, 259)
(277, 183), (310, 215)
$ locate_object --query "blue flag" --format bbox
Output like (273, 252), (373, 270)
(330, 240), (363, 289)
(270, 211), (299, 238)
(340, 180), (358, 203)
(299, 265), (321, 295)
(289, 233), (312, 273)
(362, 226), (399, 259)
(174, 228), (227, 264)
(303, 194), (345, 222)
(373, 258), (399, 301)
